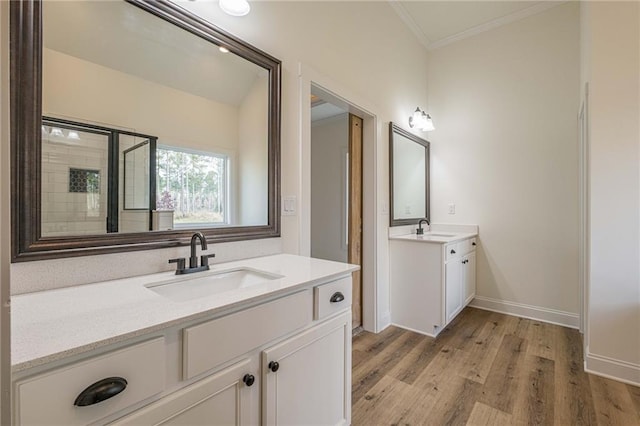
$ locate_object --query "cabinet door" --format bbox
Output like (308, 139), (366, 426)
(445, 260), (463, 324)
(262, 312), (351, 426)
(112, 359), (257, 426)
(463, 252), (477, 305)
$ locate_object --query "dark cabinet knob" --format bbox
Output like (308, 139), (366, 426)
(268, 361), (279, 372)
(450, 249), (456, 254)
(330, 292), (345, 303)
(472, 242), (476, 246)
(74, 377), (128, 407)
(243, 374), (255, 387)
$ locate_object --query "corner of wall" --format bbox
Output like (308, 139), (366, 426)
(0, 0), (12, 422)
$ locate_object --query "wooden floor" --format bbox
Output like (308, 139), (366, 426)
(352, 307), (640, 425)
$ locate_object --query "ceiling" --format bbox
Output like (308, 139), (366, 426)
(43, 1), (266, 106)
(392, 1), (566, 50)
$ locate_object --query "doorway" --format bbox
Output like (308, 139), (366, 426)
(310, 95), (364, 329)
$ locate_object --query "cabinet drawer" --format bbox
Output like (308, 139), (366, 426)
(314, 276), (352, 320)
(15, 338), (166, 426)
(183, 289), (312, 380)
(459, 237), (477, 254)
(445, 243), (460, 261)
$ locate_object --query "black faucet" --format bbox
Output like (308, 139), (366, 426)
(169, 232), (216, 275)
(416, 218), (430, 235)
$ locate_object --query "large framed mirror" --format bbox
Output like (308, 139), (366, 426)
(389, 122), (430, 227)
(10, 0), (281, 261)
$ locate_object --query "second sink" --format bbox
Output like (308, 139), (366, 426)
(146, 268), (284, 302)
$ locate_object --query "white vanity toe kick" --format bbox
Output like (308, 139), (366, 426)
(11, 254), (359, 372)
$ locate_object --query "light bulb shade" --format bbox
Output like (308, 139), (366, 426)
(420, 113), (435, 132)
(409, 107), (423, 129)
(67, 131), (80, 140)
(50, 128), (64, 137)
(219, 0), (250, 16)
(409, 107), (435, 132)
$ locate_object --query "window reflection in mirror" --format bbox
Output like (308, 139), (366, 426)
(389, 123), (430, 227)
(41, 0), (269, 238)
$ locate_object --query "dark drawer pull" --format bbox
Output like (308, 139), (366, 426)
(74, 377), (128, 407)
(330, 292), (345, 303)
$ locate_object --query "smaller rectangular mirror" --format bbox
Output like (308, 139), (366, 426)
(389, 122), (430, 226)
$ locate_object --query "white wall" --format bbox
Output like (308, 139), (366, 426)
(238, 74), (268, 225)
(427, 3), (581, 324)
(583, 1), (640, 385)
(311, 113), (349, 263)
(44, 48), (239, 153)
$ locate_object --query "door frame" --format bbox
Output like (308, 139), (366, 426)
(298, 63), (381, 333)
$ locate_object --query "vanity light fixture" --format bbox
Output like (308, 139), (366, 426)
(219, 0), (250, 16)
(219, 46), (230, 53)
(408, 107), (435, 132)
(50, 127), (64, 137)
(67, 131), (80, 140)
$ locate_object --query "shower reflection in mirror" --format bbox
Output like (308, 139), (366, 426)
(41, 117), (231, 237)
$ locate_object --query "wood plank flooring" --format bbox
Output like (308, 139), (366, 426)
(352, 307), (640, 425)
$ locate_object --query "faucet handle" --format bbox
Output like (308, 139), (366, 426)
(169, 257), (186, 272)
(200, 253), (216, 268)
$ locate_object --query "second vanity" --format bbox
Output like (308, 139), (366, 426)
(390, 225), (478, 337)
(11, 254), (358, 426)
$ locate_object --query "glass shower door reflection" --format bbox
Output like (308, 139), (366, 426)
(41, 123), (110, 237)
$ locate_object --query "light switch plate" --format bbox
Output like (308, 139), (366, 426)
(282, 196), (297, 216)
(448, 204), (456, 215)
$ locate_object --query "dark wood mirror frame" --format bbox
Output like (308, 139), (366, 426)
(10, 0), (281, 262)
(389, 122), (430, 227)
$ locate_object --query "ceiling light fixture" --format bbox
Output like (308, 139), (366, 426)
(408, 107), (435, 132)
(219, 0), (250, 16)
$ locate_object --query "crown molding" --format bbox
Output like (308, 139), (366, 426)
(389, 1), (431, 51)
(427, 1), (568, 51)
(389, 1), (568, 52)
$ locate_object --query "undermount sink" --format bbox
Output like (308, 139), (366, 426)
(423, 233), (456, 237)
(146, 268), (284, 302)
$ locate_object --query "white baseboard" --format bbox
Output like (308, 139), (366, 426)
(469, 296), (580, 329)
(585, 350), (640, 386)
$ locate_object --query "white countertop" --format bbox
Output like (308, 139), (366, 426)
(11, 254), (359, 372)
(389, 231), (477, 244)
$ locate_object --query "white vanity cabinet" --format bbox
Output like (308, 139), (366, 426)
(390, 234), (477, 337)
(262, 311), (351, 426)
(444, 238), (477, 323)
(12, 268), (354, 426)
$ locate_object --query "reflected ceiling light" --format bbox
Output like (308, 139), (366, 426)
(41, 125), (48, 135)
(219, 46), (230, 53)
(219, 0), (250, 16)
(408, 107), (435, 132)
(67, 131), (80, 140)
(50, 127), (64, 137)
